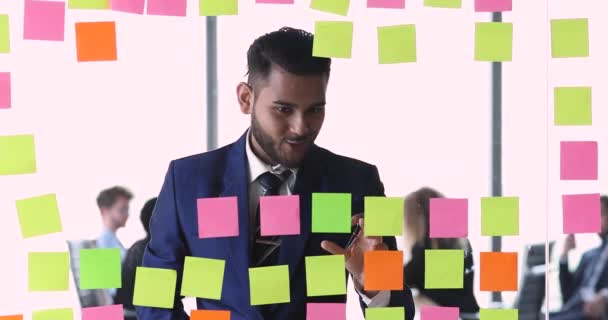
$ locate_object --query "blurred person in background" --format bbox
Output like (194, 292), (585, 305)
(551, 195), (608, 320)
(402, 187), (480, 317)
(95, 186), (133, 299)
(114, 197), (157, 319)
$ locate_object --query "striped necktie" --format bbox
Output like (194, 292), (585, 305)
(252, 170), (292, 267)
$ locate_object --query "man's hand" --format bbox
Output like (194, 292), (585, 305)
(583, 294), (607, 319)
(560, 234), (576, 261)
(320, 213), (388, 298)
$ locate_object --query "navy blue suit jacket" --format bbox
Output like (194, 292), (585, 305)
(559, 242), (608, 307)
(136, 130), (415, 320)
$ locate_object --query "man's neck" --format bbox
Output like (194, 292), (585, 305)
(248, 130), (276, 166)
(102, 220), (118, 233)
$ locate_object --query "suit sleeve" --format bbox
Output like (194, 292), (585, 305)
(356, 165), (416, 320)
(136, 161), (189, 320)
(560, 251), (593, 305)
(404, 244), (425, 290)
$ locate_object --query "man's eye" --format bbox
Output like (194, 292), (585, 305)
(276, 106), (292, 113)
(311, 107), (325, 113)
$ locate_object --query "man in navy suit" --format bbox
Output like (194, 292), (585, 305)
(551, 195), (608, 320)
(136, 26), (414, 320)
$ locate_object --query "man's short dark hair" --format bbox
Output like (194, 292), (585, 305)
(140, 197), (157, 236)
(246, 27), (331, 92)
(96, 186), (133, 209)
(602, 195), (608, 212)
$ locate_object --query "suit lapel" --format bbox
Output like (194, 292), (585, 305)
(219, 131), (253, 304)
(277, 146), (325, 280)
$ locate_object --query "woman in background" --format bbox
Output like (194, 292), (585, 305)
(403, 187), (480, 316)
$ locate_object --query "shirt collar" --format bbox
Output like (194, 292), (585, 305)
(245, 128), (298, 184)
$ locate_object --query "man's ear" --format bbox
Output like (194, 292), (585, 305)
(237, 82), (254, 114)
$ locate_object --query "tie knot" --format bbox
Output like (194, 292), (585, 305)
(257, 170), (292, 195)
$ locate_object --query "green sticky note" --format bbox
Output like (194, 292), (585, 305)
(199, 0), (238, 16)
(16, 194), (63, 239)
(0, 135), (36, 175)
(424, 249), (464, 289)
(68, 0), (109, 9)
(366, 307), (405, 320)
(79, 248), (121, 289)
(312, 193), (351, 233)
(378, 25), (417, 64)
(312, 21), (353, 59)
(0, 15), (9, 53)
(554, 87), (592, 126)
(32, 308), (73, 320)
(310, 0), (350, 16)
(305, 255), (346, 297)
(249, 265), (290, 305)
(481, 197), (519, 236)
(480, 308), (518, 320)
(181, 256), (225, 299)
(551, 19), (589, 58)
(133, 267), (177, 309)
(29, 252), (70, 291)
(475, 22), (513, 62)
(424, 0), (461, 8)
(364, 197), (403, 236)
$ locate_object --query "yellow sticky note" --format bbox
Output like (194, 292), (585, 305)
(68, 0), (109, 9)
(551, 18), (589, 58)
(16, 194), (63, 238)
(29, 252), (70, 291)
(181, 256), (225, 299)
(378, 25), (417, 64)
(312, 21), (353, 59)
(424, 249), (464, 289)
(310, 0), (350, 16)
(0, 15), (9, 53)
(32, 309), (72, 320)
(199, 0), (238, 16)
(480, 309), (518, 320)
(0, 135), (37, 175)
(554, 87), (592, 126)
(424, 0), (461, 8)
(475, 22), (513, 62)
(249, 265), (290, 305)
(133, 267), (177, 308)
(305, 255), (347, 296)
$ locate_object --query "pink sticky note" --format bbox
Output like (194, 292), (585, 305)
(147, 0), (187, 16)
(306, 303), (346, 320)
(560, 141), (598, 180)
(111, 0), (145, 14)
(368, 0), (405, 9)
(563, 193), (601, 234)
(82, 304), (123, 320)
(421, 306), (459, 320)
(429, 198), (468, 238)
(260, 195), (300, 236)
(23, 0), (65, 41)
(475, 0), (512, 12)
(0, 72), (10, 109)
(256, 0), (294, 3)
(197, 196), (239, 238)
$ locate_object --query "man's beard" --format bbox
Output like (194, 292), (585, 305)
(250, 111), (311, 168)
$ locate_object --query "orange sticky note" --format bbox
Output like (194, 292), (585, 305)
(0, 316), (23, 320)
(190, 310), (230, 320)
(480, 252), (518, 291)
(75, 21), (117, 62)
(363, 250), (403, 291)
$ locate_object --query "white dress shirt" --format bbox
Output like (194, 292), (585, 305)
(244, 129), (390, 307)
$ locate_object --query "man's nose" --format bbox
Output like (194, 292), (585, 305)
(290, 115), (310, 137)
